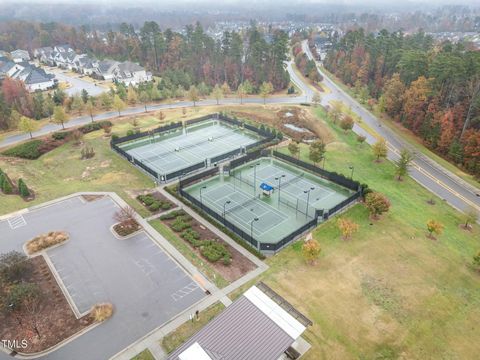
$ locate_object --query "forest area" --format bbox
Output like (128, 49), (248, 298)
(323, 29), (480, 177)
(0, 21), (290, 131)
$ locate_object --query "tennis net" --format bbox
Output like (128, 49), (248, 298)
(280, 173), (304, 188)
(232, 172), (255, 188)
(225, 197), (257, 215)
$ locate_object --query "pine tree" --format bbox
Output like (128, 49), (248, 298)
(18, 178), (30, 198)
(394, 149), (413, 180)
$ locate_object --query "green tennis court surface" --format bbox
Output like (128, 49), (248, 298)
(184, 157), (354, 245)
(118, 119), (261, 176)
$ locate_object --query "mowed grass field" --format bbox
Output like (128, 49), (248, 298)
(251, 107), (480, 359)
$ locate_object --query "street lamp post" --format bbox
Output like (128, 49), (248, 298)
(199, 185), (207, 209)
(250, 217), (259, 247)
(275, 174), (286, 207)
(304, 187), (315, 219)
(349, 165), (355, 179)
(222, 200), (231, 224)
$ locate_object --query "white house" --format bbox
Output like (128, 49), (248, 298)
(94, 60), (119, 81)
(0, 60), (55, 92)
(10, 49), (31, 63)
(113, 61), (152, 86)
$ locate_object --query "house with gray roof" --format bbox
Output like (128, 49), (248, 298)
(113, 61), (152, 86)
(10, 49), (31, 63)
(94, 60), (120, 80)
(168, 282), (312, 360)
(0, 59), (55, 92)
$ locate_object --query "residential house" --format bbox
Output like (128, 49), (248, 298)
(113, 61), (152, 86)
(10, 49), (31, 63)
(94, 60), (119, 81)
(0, 60), (55, 92)
(168, 282), (312, 360)
(33, 46), (53, 59)
(54, 44), (74, 54)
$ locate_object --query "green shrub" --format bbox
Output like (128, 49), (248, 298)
(111, 134), (119, 141)
(171, 218), (191, 232)
(79, 120), (112, 134)
(2, 140), (44, 159)
(18, 178), (30, 198)
(181, 229), (202, 247)
(148, 202), (162, 211)
(126, 129), (135, 136)
(138, 194), (155, 206)
(2, 175), (13, 194)
(161, 202), (172, 210)
(52, 131), (71, 140)
(200, 241), (231, 264)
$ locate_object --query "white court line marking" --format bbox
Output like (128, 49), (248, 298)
(8, 214), (27, 229)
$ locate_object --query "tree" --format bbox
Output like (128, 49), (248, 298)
(139, 90), (150, 112)
(113, 95), (126, 116)
(86, 99), (95, 122)
(330, 101), (343, 123)
(365, 192), (391, 219)
(18, 116), (38, 138)
(7, 282), (42, 337)
(188, 85), (199, 107)
(0, 251), (29, 283)
(71, 94), (84, 115)
(312, 92), (321, 107)
(158, 111), (166, 122)
(44, 95), (55, 120)
(212, 84), (223, 105)
(394, 149), (413, 180)
(99, 92), (113, 110)
(340, 115), (354, 132)
(221, 82), (231, 97)
(337, 218), (359, 240)
(308, 140), (326, 166)
(426, 219), (444, 239)
(127, 86), (138, 105)
(81, 89), (89, 104)
(18, 178), (30, 198)
(259, 82), (273, 105)
(356, 134), (366, 144)
(52, 106), (69, 129)
(288, 141), (300, 158)
(237, 84), (246, 104)
(463, 207), (478, 230)
(302, 239), (321, 265)
(372, 138), (388, 162)
(113, 206), (137, 230)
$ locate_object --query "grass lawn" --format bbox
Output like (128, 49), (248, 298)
(148, 219), (229, 288)
(161, 302), (225, 354)
(0, 119), (157, 216)
(232, 106), (480, 359)
(130, 349), (155, 360)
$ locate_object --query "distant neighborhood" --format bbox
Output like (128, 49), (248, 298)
(0, 44), (152, 93)
(34, 45), (152, 86)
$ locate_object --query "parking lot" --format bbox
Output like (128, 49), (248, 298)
(0, 195), (205, 360)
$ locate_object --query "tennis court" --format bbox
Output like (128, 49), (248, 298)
(184, 157), (354, 246)
(118, 119), (261, 178)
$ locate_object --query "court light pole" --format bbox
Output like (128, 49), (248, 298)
(250, 217), (259, 241)
(304, 187), (315, 219)
(322, 155), (326, 169)
(222, 200), (231, 225)
(199, 185), (207, 209)
(250, 163), (260, 198)
(177, 172), (186, 194)
(349, 165), (355, 179)
(275, 174), (286, 207)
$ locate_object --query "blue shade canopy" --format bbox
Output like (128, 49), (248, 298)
(260, 183), (273, 191)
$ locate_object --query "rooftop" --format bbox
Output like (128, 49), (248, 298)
(168, 282), (311, 360)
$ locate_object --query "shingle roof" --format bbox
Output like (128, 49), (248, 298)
(97, 60), (119, 74)
(168, 290), (303, 360)
(117, 61), (144, 73)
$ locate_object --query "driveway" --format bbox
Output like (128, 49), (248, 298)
(0, 195), (205, 360)
(46, 68), (108, 97)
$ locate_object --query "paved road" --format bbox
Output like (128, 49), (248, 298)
(301, 40), (480, 216)
(45, 68), (108, 97)
(0, 196), (205, 360)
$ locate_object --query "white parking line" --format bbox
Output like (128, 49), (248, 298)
(171, 282), (199, 302)
(7, 214), (27, 229)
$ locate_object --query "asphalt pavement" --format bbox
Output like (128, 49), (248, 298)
(0, 196), (205, 360)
